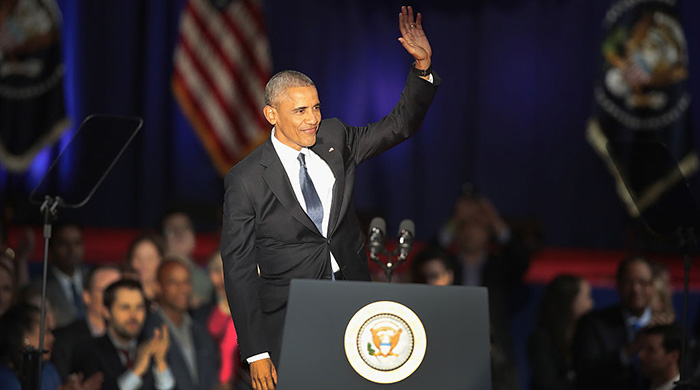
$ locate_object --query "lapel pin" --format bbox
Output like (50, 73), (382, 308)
(328, 147), (334, 153)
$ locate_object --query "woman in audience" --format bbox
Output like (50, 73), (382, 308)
(206, 252), (244, 389)
(124, 233), (164, 303)
(529, 274), (593, 390)
(650, 260), (675, 325)
(0, 303), (61, 390)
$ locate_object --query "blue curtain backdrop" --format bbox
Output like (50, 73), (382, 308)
(1, 0), (699, 248)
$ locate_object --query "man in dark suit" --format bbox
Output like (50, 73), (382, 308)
(143, 259), (219, 390)
(573, 256), (656, 390)
(72, 279), (174, 390)
(52, 265), (121, 380)
(221, 6), (438, 390)
(40, 223), (90, 327)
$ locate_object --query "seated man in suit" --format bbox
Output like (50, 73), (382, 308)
(143, 259), (219, 390)
(39, 223), (89, 327)
(638, 324), (682, 390)
(52, 265), (121, 380)
(72, 279), (174, 390)
(573, 256), (656, 390)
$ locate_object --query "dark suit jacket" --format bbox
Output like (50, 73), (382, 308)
(221, 71), (439, 364)
(572, 304), (637, 390)
(143, 312), (220, 390)
(528, 327), (575, 390)
(51, 319), (91, 381)
(72, 334), (158, 390)
(40, 265), (89, 327)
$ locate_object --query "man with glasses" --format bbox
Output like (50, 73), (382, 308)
(573, 256), (656, 390)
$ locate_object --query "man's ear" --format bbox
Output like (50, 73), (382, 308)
(82, 290), (91, 307)
(102, 306), (111, 322)
(264, 105), (276, 125)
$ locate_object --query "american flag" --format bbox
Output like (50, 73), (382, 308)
(172, 0), (272, 175)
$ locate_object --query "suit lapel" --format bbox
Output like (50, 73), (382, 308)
(261, 138), (320, 234)
(312, 139), (345, 237)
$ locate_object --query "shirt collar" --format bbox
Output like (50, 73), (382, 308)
(157, 307), (191, 331)
(51, 266), (82, 289)
(107, 329), (137, 352)
(651, 374), (680, 390)
(271, 128), (310, 162)
(623, 306), (652, 328)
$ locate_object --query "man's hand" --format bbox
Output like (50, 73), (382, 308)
(250, 358), (277, 390)
(151, 325), (170, 373)
(398, 6), (432, 71)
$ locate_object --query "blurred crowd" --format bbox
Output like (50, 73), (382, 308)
(0, 197), (698, 390)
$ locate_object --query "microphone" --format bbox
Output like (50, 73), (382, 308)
(368, 217), (386, 259)
(396, 219), (415, 261)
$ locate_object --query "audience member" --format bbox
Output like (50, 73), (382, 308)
(0, 303), (102, 390)
(38, 223), (89, 327)
(207, 252), (246, 389)
(19, 285), (58, 330)
(573, 256), (655, 390)
(125, 233), (165, 303)
(410, 246), (454, 286)
(72, 279), (174, 390)
(649, 261), (675, 326)
(161, 211), (213, 309)
(529, 274), (594, 390)
(52, 265), (121, 380)
(638, 324), (682, 390)
(0, 260), (16, 318)
(144, 259), (219, 390)
(447, 193), (530, 388)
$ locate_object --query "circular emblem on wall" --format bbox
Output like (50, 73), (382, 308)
(344, 301), (426, 384)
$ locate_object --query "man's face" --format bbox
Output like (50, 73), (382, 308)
(84, 268), (121, 318)
(106, 288), (146, 341)
(617, 260), (653, 315)
(266, 86), (321, 151)
(158, 263), (192, 313)
(50, 226), (84, 271)
(639, 333), (677, 379)
(163, 213), (195, 258)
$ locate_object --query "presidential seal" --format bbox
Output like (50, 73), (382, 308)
(344, 301), (426, 384)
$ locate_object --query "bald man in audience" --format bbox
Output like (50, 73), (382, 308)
(143, 259), (219, 390)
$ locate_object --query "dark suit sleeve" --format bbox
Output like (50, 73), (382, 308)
(528, 329), (574, 390)
(345, 71), (440, 164)
(572, 313), (628, 389)
(221, 170), (267, 361)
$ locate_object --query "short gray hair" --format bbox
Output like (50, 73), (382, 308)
(264, 70), (315, 107)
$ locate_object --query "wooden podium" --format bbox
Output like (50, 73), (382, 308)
(276, 280), (492, 389)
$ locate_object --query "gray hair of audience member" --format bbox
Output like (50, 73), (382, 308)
(84, 265), (121, 292)
(264, 70), (315, 107)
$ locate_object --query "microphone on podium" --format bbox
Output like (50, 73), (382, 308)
(368, 217), (386, 260)
(396, 219), (415, 261)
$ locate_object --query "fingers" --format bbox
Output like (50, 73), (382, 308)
(272, 364), (278, 385)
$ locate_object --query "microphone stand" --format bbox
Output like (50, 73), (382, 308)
(24, 196), (62, 390)
(369, 247), (411, 283)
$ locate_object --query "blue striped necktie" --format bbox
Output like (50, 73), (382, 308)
(298, 153), (324, 234)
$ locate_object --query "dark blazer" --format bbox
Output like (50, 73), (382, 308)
(528, 327), (575, 390)
(572, 304), (637, 390)
(221, 71), (440, 364)
(41, 265), (89, 327)
(51, 319), (91, 380)
(72, 334), (158, 390)
(143, 312), (220, 390)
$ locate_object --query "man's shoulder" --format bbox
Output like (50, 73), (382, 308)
(225, 139), (268, 178)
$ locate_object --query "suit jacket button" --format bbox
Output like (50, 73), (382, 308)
(326, 239), (331, 245)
